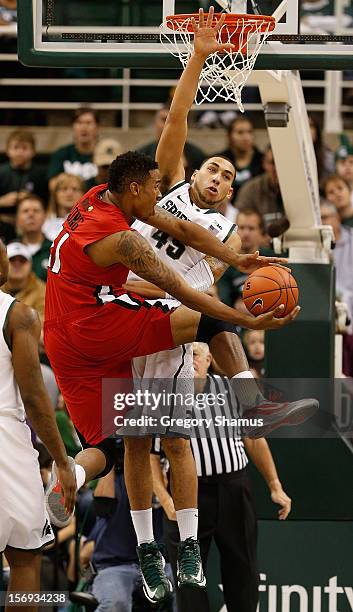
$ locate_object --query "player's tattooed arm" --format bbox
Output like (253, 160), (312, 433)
(204, 230), (241, 282)
(88, 231), (300, 330)
(8, 303), (76, 513)
(146, 207), (245, 269)
(204, 255), (229, 283)
(205, 229), (291, 276)
(116, 231), (189, 297)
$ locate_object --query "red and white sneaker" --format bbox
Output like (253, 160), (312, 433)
(45, 456), (76, 527)
(242, 398), (319, 438)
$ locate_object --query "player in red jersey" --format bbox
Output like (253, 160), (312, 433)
(44, 12), (299, 605)
(44, 155), (295, 445)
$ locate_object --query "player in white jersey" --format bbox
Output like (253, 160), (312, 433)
(124, 8), (318, 597)
(130, 177), (235, 382)
(0, 240), (76, 609)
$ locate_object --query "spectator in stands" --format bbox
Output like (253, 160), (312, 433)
(217, 208), (273, 307)
(215, 116), (263, 199)
(93, 138), (123, 185)
(43, 173), (85, 241)
(243, 329), (265, 378)
(16, 194), (51, 281)
(335, 139), (353, 192)
(323, 175), (353, 228)
(0, 0), (17, 25)
(0, 130), (48, 226)
(15, 194), (59, 392)
(308, 114), (335, 181)
(235, 146), (285, 231)
(78, 465), (173, 612)
(48, 107), (99, 189)
(138, 105), (205, 184)
(0, 241), (45, 322)
(0, 219), (16, 245)
(321, 202), (353, 376)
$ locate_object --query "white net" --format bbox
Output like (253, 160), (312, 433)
(160, 15), (275, 112)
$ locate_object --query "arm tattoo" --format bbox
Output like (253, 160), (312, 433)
(205, 256), (229, 282)
(117, 231), (184, 296)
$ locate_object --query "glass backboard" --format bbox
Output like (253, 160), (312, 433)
(17, 0), (353, 69)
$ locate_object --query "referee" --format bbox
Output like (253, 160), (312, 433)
(151, 342), (291, 612)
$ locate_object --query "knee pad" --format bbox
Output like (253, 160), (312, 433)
(76, 432), (123, 479)
(196, 314), (239, 346)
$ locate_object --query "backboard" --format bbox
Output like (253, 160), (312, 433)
(17, 0), (353, 69)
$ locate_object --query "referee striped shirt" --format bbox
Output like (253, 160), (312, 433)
(153, 374), (248, 477)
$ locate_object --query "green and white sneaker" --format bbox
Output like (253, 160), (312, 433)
(137, 541), (173, 604)
(177, 538), (206, 589)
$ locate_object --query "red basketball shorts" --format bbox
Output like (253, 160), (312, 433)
(44, 295), (175, 445)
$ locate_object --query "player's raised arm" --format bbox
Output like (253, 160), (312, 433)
(8, 303), (76, 515)
(87, 230), (299, 331)
(156, 7), (233, 187)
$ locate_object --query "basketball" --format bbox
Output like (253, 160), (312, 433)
(242, 266), (299, 318)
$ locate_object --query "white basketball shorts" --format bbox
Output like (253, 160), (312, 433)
(0, 416), (54, 553)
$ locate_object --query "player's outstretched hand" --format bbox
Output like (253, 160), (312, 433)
(192, 6), (235, 58)
(235, 251), (291, 274)
(57, 463), (77, 516)
(250, 305), (300, 330)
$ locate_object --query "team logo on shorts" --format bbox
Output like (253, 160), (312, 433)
(41, 519), (53, 538)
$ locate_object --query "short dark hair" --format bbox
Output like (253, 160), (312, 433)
(201, 155), (236, 174)
(236, 207), (265, 232)
(323, 173), (351, 194)
(72, 107), (99, 125)
(17, 193), (46, 211)
(108, 151), (158, 195)
(227, 115), (253, 136)
(7, 129), (35, 150)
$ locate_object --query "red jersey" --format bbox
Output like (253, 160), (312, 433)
(45, 183), (133, 323)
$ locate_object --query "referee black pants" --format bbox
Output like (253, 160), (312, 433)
(163, 468), (259, 612)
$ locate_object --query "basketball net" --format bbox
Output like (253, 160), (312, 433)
(160, 13), (275, 112)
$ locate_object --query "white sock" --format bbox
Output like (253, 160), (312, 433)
(75, 465), (86, 490)
(232, 371), (265, 414)
(176, 508), (198, 541)
(130, 508), (154, 545)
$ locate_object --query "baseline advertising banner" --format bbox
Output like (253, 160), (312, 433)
(207, 521), (353, 612)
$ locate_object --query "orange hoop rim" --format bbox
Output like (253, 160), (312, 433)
(166, 13), (276, 33)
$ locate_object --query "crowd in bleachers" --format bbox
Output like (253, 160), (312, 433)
(1, 96), (353, 606)
(1, 104), (352, 375)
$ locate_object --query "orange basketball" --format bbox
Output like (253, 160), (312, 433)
(242, 266), (299, 318)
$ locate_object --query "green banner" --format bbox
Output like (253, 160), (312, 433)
(207, 520), (353, 612)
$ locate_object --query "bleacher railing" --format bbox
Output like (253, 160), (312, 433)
(0, 47), (351, 133)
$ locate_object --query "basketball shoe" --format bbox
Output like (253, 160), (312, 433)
(177, 538), (206, 588)
(242, 396), (319, 438)
(45, 456), (76, 527)
(137, 541), (174, 604)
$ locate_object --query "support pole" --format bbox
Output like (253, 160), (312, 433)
(256, 69), (333, 263)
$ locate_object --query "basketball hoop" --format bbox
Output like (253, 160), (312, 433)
(161, 12), (276, 111)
